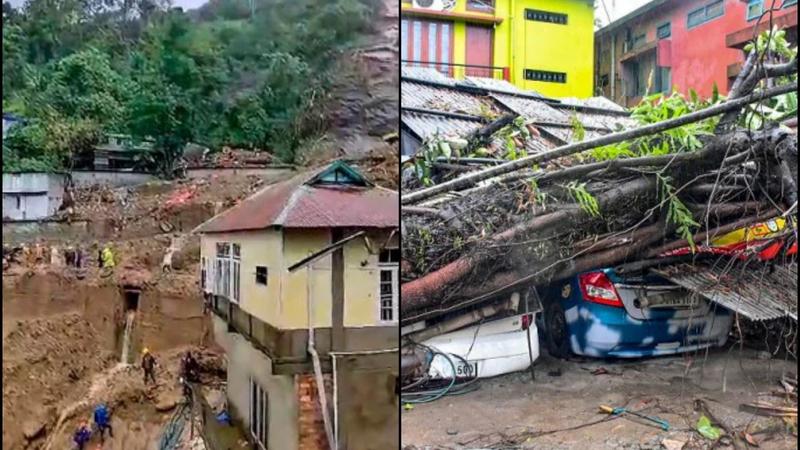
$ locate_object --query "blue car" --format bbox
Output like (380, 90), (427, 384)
(538, 268), (733, 358)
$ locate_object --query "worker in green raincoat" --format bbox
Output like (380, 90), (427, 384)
(101, 245), (115, 269)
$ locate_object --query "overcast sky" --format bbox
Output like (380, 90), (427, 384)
(595, 0), (653, 27)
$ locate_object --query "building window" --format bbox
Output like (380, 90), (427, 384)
(525, 9), (567, 25)
(524, 69), (567, 83)
(214, 242), (240, 303)
(656, 67), (672, 94)
(687, 0), (724, 28)
(747, 0), (763, 21)
(233, 244), (241, 303)
(466, 0), (494, 13)
(785, 0), (797, 7)
(256, 266), (268, 285)
(249, 378), (268, 450)
(201, 257), (207, 290)
(656, 22), (671, 39)
(401, 18), (453, 75)
(632, 33), (646, 49)
(378, 249), (399, 323)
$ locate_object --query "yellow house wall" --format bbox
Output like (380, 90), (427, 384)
(402, 0), (594, 98)
(200, 230), (283, 327)
(509, 0), (594, 98)
(202, 228), (399, 330)
(282, 229), (333, 330)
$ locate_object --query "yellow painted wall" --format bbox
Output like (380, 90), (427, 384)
(343, 238), (380, 327)
(200, 230), (283, 326)
(402, 0), (594, 98)
(509, 0), (594, 97)
(282, 229), (333, 329)
(201, 228), (398, 330)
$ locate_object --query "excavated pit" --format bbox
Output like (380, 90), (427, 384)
(2, 273), (215, 450)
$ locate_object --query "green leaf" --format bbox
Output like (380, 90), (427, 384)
(697, 415), (721, 440)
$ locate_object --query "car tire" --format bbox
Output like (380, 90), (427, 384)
(544, 301), (572, 358)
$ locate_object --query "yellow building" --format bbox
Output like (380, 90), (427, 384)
(195, 161), (399, 449)
(401, 0), (595, 98)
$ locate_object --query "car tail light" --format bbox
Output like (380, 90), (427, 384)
(520, 313), (533, 330)
(578, 271), (624, 308)
(787, 241), (797, 256)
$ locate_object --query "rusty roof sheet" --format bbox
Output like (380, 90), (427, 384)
(195, 166), (398, 233)
(654, 262), (798, 321)
(402, 82), (500, 116)
(402, 110), (483, 141)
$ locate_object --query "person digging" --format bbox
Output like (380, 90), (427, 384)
(141, 348), (157, 386)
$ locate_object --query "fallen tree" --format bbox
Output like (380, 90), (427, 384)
(401, 51), (798, 324)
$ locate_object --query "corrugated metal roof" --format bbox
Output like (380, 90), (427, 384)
(560, 96), (629, 113)
(402, 82), (500, 116)
(573, 111), (638, 132)
(492, 94), (571, 124)
(195, 163), (398, 233)
(401, 66), (457, 86)
(402, 110), (483, 141)
(462, 77), (546, 99)
(654, 262), (798, 321)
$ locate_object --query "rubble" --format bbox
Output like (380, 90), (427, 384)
(400, 63), (798, 325)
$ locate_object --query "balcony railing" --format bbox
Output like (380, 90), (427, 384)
(402, 60), (510, 81)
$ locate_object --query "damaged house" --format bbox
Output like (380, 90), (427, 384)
(195, 161), (399, 450)
(400, 61), (797, 389)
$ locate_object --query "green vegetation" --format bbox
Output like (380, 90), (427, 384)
(2, 0), (380, 174)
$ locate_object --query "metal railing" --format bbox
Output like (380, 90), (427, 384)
(402, 60), (510, 81)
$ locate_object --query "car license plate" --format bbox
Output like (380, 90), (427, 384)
(454, 360), (478, 378)
(645, 292), (698, 309)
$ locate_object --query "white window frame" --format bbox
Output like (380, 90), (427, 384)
(214, 242), (241, 303)
(201, 256), (207, 291)
(249, 377), (268, 450)
(377, 248), (399, 324)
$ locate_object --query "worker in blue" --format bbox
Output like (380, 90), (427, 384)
(93, 403), (113, 441)
(73, 421), (91, 450)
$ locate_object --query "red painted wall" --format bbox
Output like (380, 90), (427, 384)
(667, 0), (748, 98)
(602, 0), (797, 100)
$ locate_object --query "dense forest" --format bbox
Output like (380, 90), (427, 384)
(2, 0), (382, 173)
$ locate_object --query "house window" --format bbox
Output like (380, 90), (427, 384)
(214, 242), (240, 303)
(688, 0), (724, 28)
(256, 266), (268, 285)
(249, 378), (268, 450)
(232, 244), (241, 303)
(656, 22), (671, 39)
(632, 33), (646, 49)
(401, 18), (453, 75)
(747, 0), (763, 20)
(467, 0), (494, 13)
(201, 257), (207, 290)
(785, 0), (797, 7)
(525, 9), (568, 25)
(524, 69), (567, 83)
(378, 249), (399, 323)
(656, 67), (672, 94)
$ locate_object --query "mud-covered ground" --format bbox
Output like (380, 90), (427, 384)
(402, 348), (797, 450)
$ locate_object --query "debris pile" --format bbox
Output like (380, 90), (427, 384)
(400, 56), (798, 326)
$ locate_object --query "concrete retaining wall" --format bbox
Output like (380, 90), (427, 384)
(71, 170), (156, 187)
(186, 167), (294, 179)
